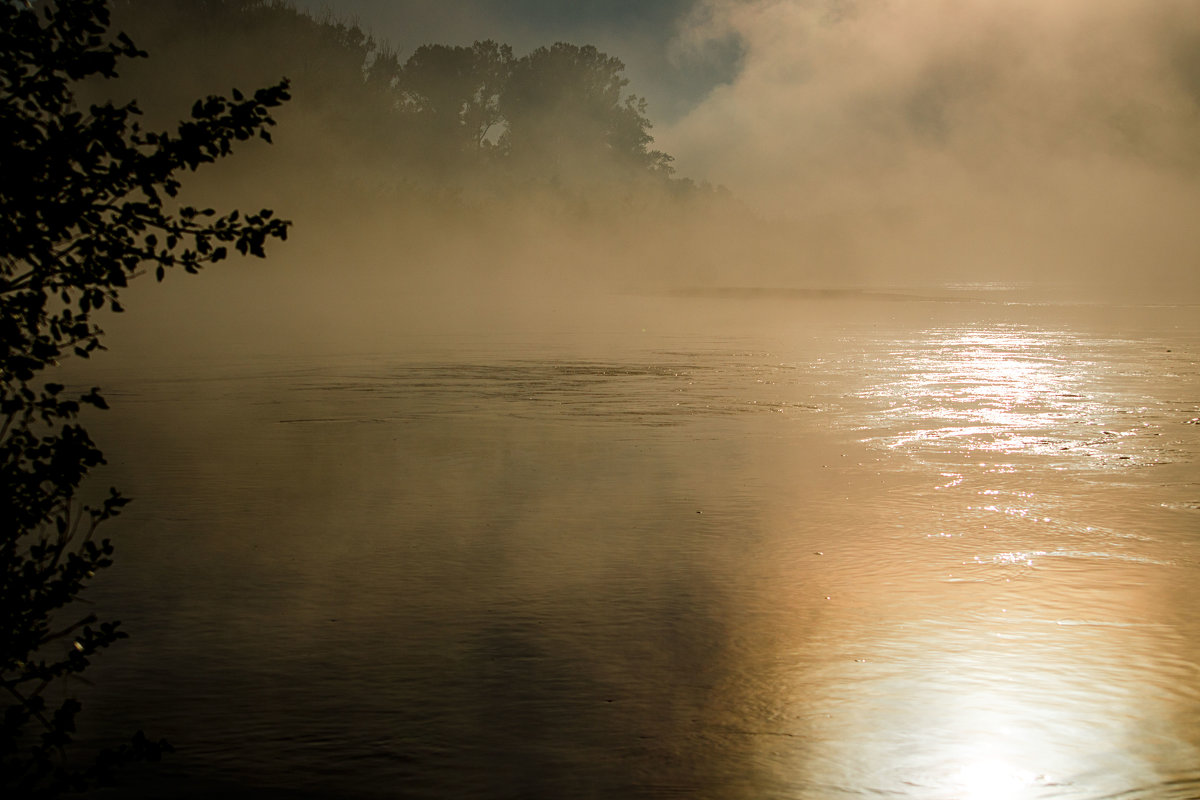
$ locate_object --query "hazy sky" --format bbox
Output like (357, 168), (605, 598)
(667, 1), (1200, 198)
(665, 0), (1200, 285)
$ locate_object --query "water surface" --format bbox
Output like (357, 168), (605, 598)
(72, 292), (1200, 799)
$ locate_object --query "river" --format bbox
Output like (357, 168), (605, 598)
(69, 288), (1199, 799)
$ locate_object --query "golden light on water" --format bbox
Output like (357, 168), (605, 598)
(951, 757), (1044, 800)
(872, 329), (1087, 453)
(859, 325), (1156, 467)
(787, 322), (1200, 797)
(790, 608), (1196, 798)
(48, 295), (1200, 798)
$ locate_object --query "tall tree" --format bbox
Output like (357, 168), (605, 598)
(0, 0), (289, 793)
(397, 40), (513, 160)
(500, 42), (673, 181)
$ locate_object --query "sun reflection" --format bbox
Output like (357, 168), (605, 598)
(794, 320), (1200, 799)
(951, 758), (1044, 800)
(856, 326), (1124, 460)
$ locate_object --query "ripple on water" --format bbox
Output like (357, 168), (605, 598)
(67, 307), (1200, 800)
(270, 357), (821, 428)
(835, 325), (1200, 478)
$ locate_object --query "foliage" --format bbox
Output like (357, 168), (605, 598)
(396, 40), (514, 159)
(501, 42), (674, 178)
(392, 39), (673, 178)
(105, 0), (683, 196)
(0, 0), (289, 793)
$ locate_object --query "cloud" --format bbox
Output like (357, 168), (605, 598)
(662, 0), (1200, 286)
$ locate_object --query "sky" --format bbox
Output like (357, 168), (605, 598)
(292, 0), (1200, 290)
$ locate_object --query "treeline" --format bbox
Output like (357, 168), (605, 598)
(99, 0), (713, 208)
(90, 0), (780, 287)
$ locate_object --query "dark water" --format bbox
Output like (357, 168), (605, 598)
(64, 292), (1200, 799)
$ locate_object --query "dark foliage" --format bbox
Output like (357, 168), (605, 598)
(105, 0), (684, 197)
(0, 0), (289, 794)
(501, 42), (674, 178)
(395, 40), (513, 161)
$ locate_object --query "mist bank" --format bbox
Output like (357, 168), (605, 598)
(663, 0), (1200, 293)
(84, 0), (1200, 333)
(95, 1), (753, 286)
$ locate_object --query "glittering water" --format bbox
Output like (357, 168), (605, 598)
(71, 292), (1200, 799)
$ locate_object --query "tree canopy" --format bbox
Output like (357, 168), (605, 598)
(501, 42), (673, 178)
(395, 40), (513, 159)
(102, 0), (684, 198)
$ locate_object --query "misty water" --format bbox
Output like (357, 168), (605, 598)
(72, 289), (1200, 800)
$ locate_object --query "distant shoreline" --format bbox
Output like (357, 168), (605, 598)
(652, 286), (978, 303)
(647, 286), (1200, 308)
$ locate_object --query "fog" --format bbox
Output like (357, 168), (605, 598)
(662, 0), (1200, 290)
(25, 5), (1200, 797)
(84, 0), (1200, 364)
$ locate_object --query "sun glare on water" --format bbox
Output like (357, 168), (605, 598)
(858, 325), (1118, 460)
(950, 757), (1046, 800)
(797, 320), (1200, 798)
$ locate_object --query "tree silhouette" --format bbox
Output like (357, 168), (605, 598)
(501, 42), (674, 181)
(95, 2), (688, 198)
(0, 0), (289, 794)
(397, 40), (513, 160)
